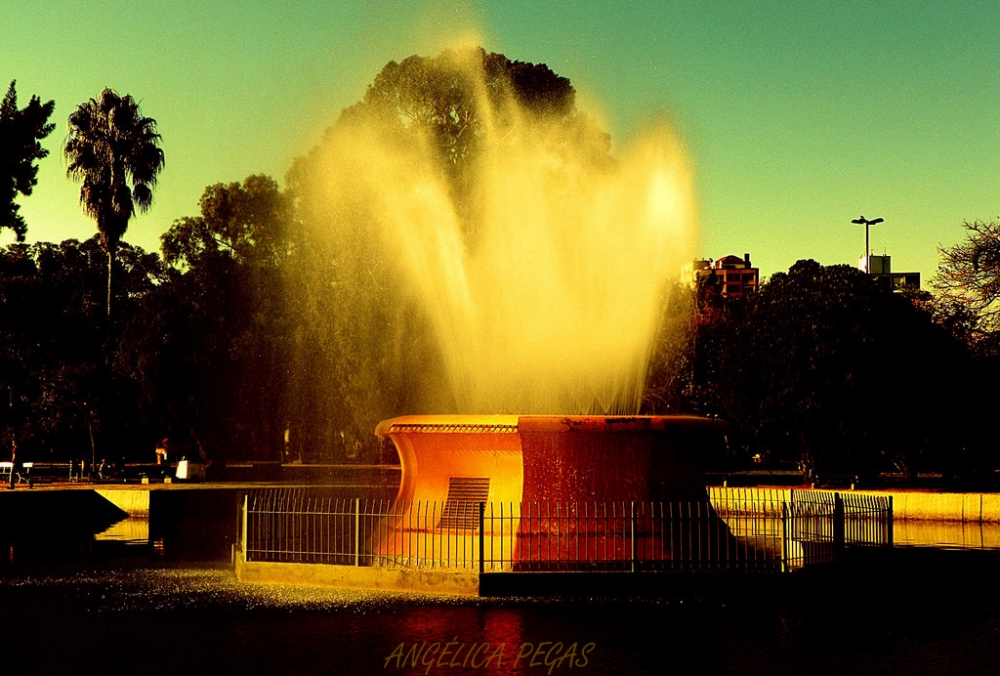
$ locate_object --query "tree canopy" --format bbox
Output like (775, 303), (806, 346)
(161, 174), (294, 269)
(119, 175), (297, 463)
(65, 89), (164, 323)
(932, 219), (1000, 334)
(65, 89), (164, 250)
(644, 260), (982, 480)
(0, 81), (55, 241)
(349, 47), (577, 165)
(292, 47), (610, 239)
(282, 48), (605, 456)
(0, 237), (164, 461)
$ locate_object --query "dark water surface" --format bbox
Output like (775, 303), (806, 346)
(3, 487), (1000, 675)
(1, 558), (999, 676)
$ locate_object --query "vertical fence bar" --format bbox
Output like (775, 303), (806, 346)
(479, 501), (485, 574)
(887, 495), (894, 548)
(686, 502), (692, 570)
(630, 501), (636, 573)
(241, 494), (248, 561)
(354, 498), (360, 567)
(781, 501), (788, 574)
(657, 502), (665, 569)
(833, 492), (845, 562)
(406, 501), (412, 568)
(603, 503), (609, 566)
(551, 501), (556, 567)
(494, 502), (500, 572)
(696, 501), (702, 570)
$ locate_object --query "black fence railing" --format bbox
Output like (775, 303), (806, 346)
(709, 487), (894, 569)
(241, 488), (893, 574)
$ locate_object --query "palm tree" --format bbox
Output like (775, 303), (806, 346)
(65, 89), (164, 323)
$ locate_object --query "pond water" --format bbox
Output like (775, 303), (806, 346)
(893, 520), (1000, 550)
(4, 492), (1000, 675)
(2, 550), (1000, 675)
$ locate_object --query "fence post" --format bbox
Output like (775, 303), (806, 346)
(887, 495), (894, 548)
(355, 497), (360, 567)
(833, 492), (845, 561)
(781, 501), (788, 573)
(630, 502), (637, 573)
(479, 502), (485, 575)
(241, 494), (248, 561)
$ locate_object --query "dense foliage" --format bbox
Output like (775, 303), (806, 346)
(643, 260), (993, 482)
(0, 238), (165, 463)
(932, 219), (1000, 337)
(65, 89), (164, 323)
(0, 59), (996, 482)
(0, 81), (54, 241)
(282, 47), (613, 459)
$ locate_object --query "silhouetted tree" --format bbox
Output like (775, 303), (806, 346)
(642, 280), (697, 414)
(119, 175), (294, 463)
(932, 219), (1000, 333)
(666, 260), (984, 481)
(285, 48), (607, 461)
(64, 89), (164, 323)
(352, 48), (577, 168)
(0, 237), (164, 464)
(0, 81), (55, 240)
(294, 47), (609, 243)
(161, 174), (294, 269)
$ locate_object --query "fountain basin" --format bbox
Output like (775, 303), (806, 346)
(376, 414), (727, 506)
(373, 415), (730, 569)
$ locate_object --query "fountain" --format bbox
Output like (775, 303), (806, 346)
(374, 414), (728, 569)
(288, 48), (720, 571)
(288, 48), (696, 430)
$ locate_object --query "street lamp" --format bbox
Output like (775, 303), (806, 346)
(851, 215), (883, 273)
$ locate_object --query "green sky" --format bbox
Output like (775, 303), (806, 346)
(2, 0), (996, 280)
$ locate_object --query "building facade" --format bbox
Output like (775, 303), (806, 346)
(693, 253), (759, 298)
(858, 254), (920, 292)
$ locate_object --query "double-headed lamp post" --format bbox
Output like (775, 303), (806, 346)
(851, 215), (884, 273)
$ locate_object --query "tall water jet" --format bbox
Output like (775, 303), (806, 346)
(286, 47), (696, 447)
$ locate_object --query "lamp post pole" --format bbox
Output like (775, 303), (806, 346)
(851, 216), (884, 273)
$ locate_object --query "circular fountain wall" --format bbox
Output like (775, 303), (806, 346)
(376, 414), (726, 506)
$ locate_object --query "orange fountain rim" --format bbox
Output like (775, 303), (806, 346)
(375, 414), (724, 436)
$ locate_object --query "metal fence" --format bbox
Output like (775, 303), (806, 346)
(790, 489), (894, 549)
(243, 489), (380, 566)
(709, 487), (893, 568)
(242, 488), (892, 574)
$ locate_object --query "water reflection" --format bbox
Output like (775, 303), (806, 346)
(894, 520), (1000, 549)
(94, 515), (150, 545)
(2, 565), (998, 676)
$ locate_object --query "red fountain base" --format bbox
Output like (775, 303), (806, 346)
(374, 415), (730, 570)
(376, 414), (726, 506)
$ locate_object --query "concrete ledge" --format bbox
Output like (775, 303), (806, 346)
(233, 558), (791, 599)
(710, 487), (1000, 523)
(234, 550), (479, 596)
(867, 491), (996, 523)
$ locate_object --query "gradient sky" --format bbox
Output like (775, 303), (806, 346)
(1, 0), (996, 281)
